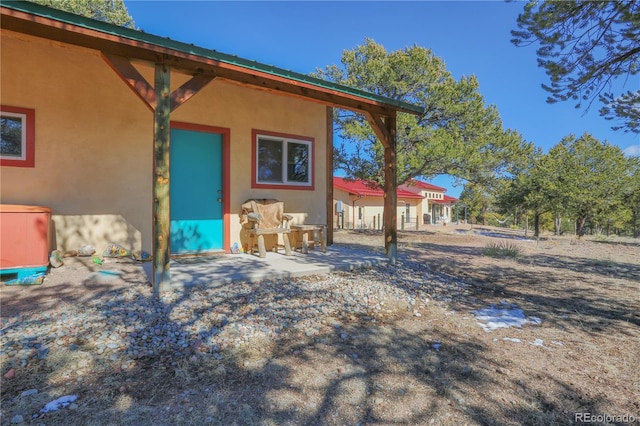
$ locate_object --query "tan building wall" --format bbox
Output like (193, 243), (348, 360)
(333, 188), (420, 230)
(413, 189), (454, 225)
(333, 188), (353, 229)
(1, 30), (328, 253)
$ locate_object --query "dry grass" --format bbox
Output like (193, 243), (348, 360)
(1, 226), (639, 425)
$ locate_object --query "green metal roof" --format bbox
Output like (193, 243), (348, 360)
(1, 1), (424, 114)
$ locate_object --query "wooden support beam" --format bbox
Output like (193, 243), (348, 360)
(364, 109), (398, 261)
(170, 74), (215, 112)
(382, 112), (398, 263)
(364, 111), (390, 149)
(153, 63), (172, 294)
(103, 53), (215, 114)
(102, 54), (216, 293)
(326, 106), (334, 245)
(102, 53), (156, 111)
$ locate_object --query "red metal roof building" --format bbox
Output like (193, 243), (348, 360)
(334, 176), (460, 229)
(333, 177), (424, 199)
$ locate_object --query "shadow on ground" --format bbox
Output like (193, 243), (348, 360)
(1, 230), (638, 425)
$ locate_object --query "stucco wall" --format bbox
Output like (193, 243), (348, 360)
(1, 31), (151, 253)
(332, 188), (420, 230)
(1, 30), (328, 254)
(167, 70), (328, 248)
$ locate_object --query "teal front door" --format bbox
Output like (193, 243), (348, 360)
(170, 128), (223, 254)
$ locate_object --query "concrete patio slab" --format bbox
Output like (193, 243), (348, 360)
(142, 245), (388, 288)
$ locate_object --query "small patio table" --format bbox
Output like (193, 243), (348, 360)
(290, 224), (327, 254)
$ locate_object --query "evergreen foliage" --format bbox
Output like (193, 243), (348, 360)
(30, 0), (136, 28)
(512, 1), (640, 133)
(494, 133), (636, 236)
(313, 38), (532, 188)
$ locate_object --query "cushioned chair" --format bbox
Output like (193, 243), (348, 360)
(240, 199), (292, 258)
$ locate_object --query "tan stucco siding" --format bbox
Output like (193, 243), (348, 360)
(332, 188), (420, 230)
(1, 31), (151, 253)
(1, 30), (328, 254)
(333, 188), (353, 229)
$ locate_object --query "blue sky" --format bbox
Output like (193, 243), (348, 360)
(125, 0), (639, 198)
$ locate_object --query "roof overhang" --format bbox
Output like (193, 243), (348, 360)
(334, 180), (424, 199)
(0, 2), (424, 118)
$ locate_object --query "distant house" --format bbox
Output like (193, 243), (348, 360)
(399, 180), (459, 225)
(333, 177), (424, 229)
(333, 176), (459, 229)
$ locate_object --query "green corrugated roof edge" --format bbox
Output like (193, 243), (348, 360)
(2, 1), (424, 115)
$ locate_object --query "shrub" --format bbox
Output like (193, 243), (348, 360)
(483, 241), (522, 258)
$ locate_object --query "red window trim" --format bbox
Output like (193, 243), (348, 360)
(0, 105), (35, 168)
(251, 129), (315, 190)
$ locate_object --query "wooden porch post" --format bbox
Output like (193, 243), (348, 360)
(153, 63), (171, 294)
(102, 54), (215, 293)
(383, 113), (397, 263)
(326, 106), (334, 245)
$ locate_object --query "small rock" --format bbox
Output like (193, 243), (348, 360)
(77, 244), (96, 256)
(4, 368), (15, 379)
(11, 414), (24, 423)
(49, 250), (64, 268)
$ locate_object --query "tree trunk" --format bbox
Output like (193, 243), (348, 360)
(555, 215), (561, 236)
(576, 216), (588, 238)
(534, 212), (540, 238)
(482, 204), (487, 226)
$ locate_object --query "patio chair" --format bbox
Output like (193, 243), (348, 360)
(240, 199), (292, 258)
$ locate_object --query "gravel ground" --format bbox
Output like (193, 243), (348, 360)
(0, 255), (468, 373)
(2, 227), (637, 425)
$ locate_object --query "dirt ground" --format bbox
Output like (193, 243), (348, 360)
(1, 225), (639, 425)
(0, 256), (149, 319)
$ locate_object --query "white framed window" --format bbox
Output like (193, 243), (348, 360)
(1, 106), (35, 167)
(253, 130), (313, 189)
